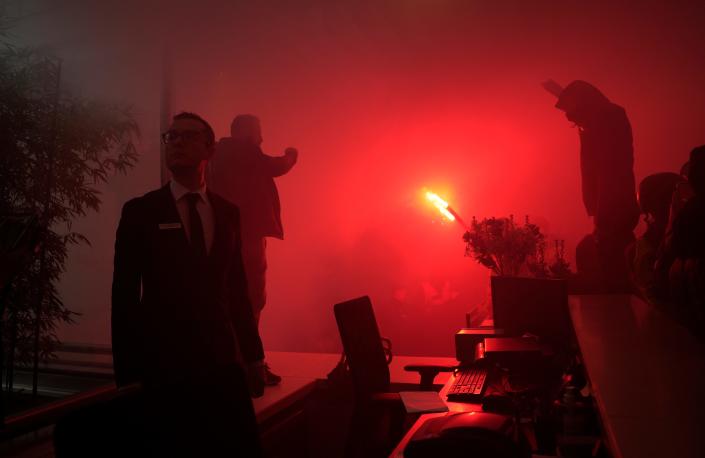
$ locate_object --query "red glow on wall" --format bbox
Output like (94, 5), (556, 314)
(39, 1), (705, 356)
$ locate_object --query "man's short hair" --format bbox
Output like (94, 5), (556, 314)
(173, 112), (215, 146)
(230, 114), (260, 139)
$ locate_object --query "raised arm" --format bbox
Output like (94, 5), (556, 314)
(111, 200), (144, 387)
(262, 147), (298, 177)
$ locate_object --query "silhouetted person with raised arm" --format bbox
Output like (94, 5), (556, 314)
(545, 80), (640, 293)
(111, 112), (265, 456)
(208, 114), (298, 385)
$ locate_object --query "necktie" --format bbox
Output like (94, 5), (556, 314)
(185, 193), (207, 258)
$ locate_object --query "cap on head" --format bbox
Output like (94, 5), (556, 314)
(638, 172), (684, 217)
(555, 80), (610, 115)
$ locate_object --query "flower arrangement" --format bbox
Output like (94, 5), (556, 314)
(462, 215), (571, 278)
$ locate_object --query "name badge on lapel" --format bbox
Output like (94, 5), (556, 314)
(159, 222), (182, 230)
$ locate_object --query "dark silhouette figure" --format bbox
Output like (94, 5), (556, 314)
(661, 146), (705, 339)
(627, 172), (684, 303)
(666, 161), (695, 230)
(111, 112), (265, 456)
(554, 81), (640, 293)
(669, 146), (705, 258)
(208, 114), (298, 385)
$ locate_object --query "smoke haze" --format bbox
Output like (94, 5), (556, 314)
(9, 0), (704, 355)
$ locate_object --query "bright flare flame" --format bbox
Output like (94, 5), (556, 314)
(425, 191), (456, 222)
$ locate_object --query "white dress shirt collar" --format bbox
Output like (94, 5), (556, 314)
(168, 179), (215, 254)
(169, 179), (209, 204)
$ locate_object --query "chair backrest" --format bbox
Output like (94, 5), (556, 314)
(334, 296), (390, 398)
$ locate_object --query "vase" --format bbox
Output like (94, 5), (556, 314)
(489, 275), (572, 345)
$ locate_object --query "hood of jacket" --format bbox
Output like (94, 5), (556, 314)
(556, 80), (612, 126)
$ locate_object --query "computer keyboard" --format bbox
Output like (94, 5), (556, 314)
(446, 365), (488, 402)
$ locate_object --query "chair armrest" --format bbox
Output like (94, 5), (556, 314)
(403, 364), (456, 391)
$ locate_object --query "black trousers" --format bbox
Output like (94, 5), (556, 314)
(146, 364), (263, 457)
(55, 364), (262, 458)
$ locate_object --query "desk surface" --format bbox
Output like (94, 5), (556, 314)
(389, 369), (483, 458)
(263, 351), (456, 385)
(391, 295), (705, 458)
(0, 351), (457, 457)
(256, 351), (458, 424)
(569, 294), (705, 458)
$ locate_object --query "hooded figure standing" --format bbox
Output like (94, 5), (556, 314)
(550, 80), (640, 292)
(208, 114), (298, 385)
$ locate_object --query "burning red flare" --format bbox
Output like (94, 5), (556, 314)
(424, 190), (468, 229)
(426, 191), (456, 222)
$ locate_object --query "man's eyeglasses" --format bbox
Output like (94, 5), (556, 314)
(161, 130), (206, 145)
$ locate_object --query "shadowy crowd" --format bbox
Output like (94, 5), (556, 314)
(628, 146), (705, 340)
(546, 79), (704, 341)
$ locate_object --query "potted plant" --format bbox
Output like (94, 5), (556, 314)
(0, 21), (139, 414)
(462, 215), (572, 327)
(462, 215), (546, 277)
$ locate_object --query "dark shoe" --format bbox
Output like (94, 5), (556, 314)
(264, 364), (282, 386)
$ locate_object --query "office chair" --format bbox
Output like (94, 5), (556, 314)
(334, 296), (455, 457)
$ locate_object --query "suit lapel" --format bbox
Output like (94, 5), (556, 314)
(154, 185), (232, 269)
(208, 191), (232, 267)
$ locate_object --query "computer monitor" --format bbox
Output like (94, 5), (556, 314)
(490, 277), (574, 347)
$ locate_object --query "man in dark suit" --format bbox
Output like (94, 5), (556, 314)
(111, 112), (265, 456)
